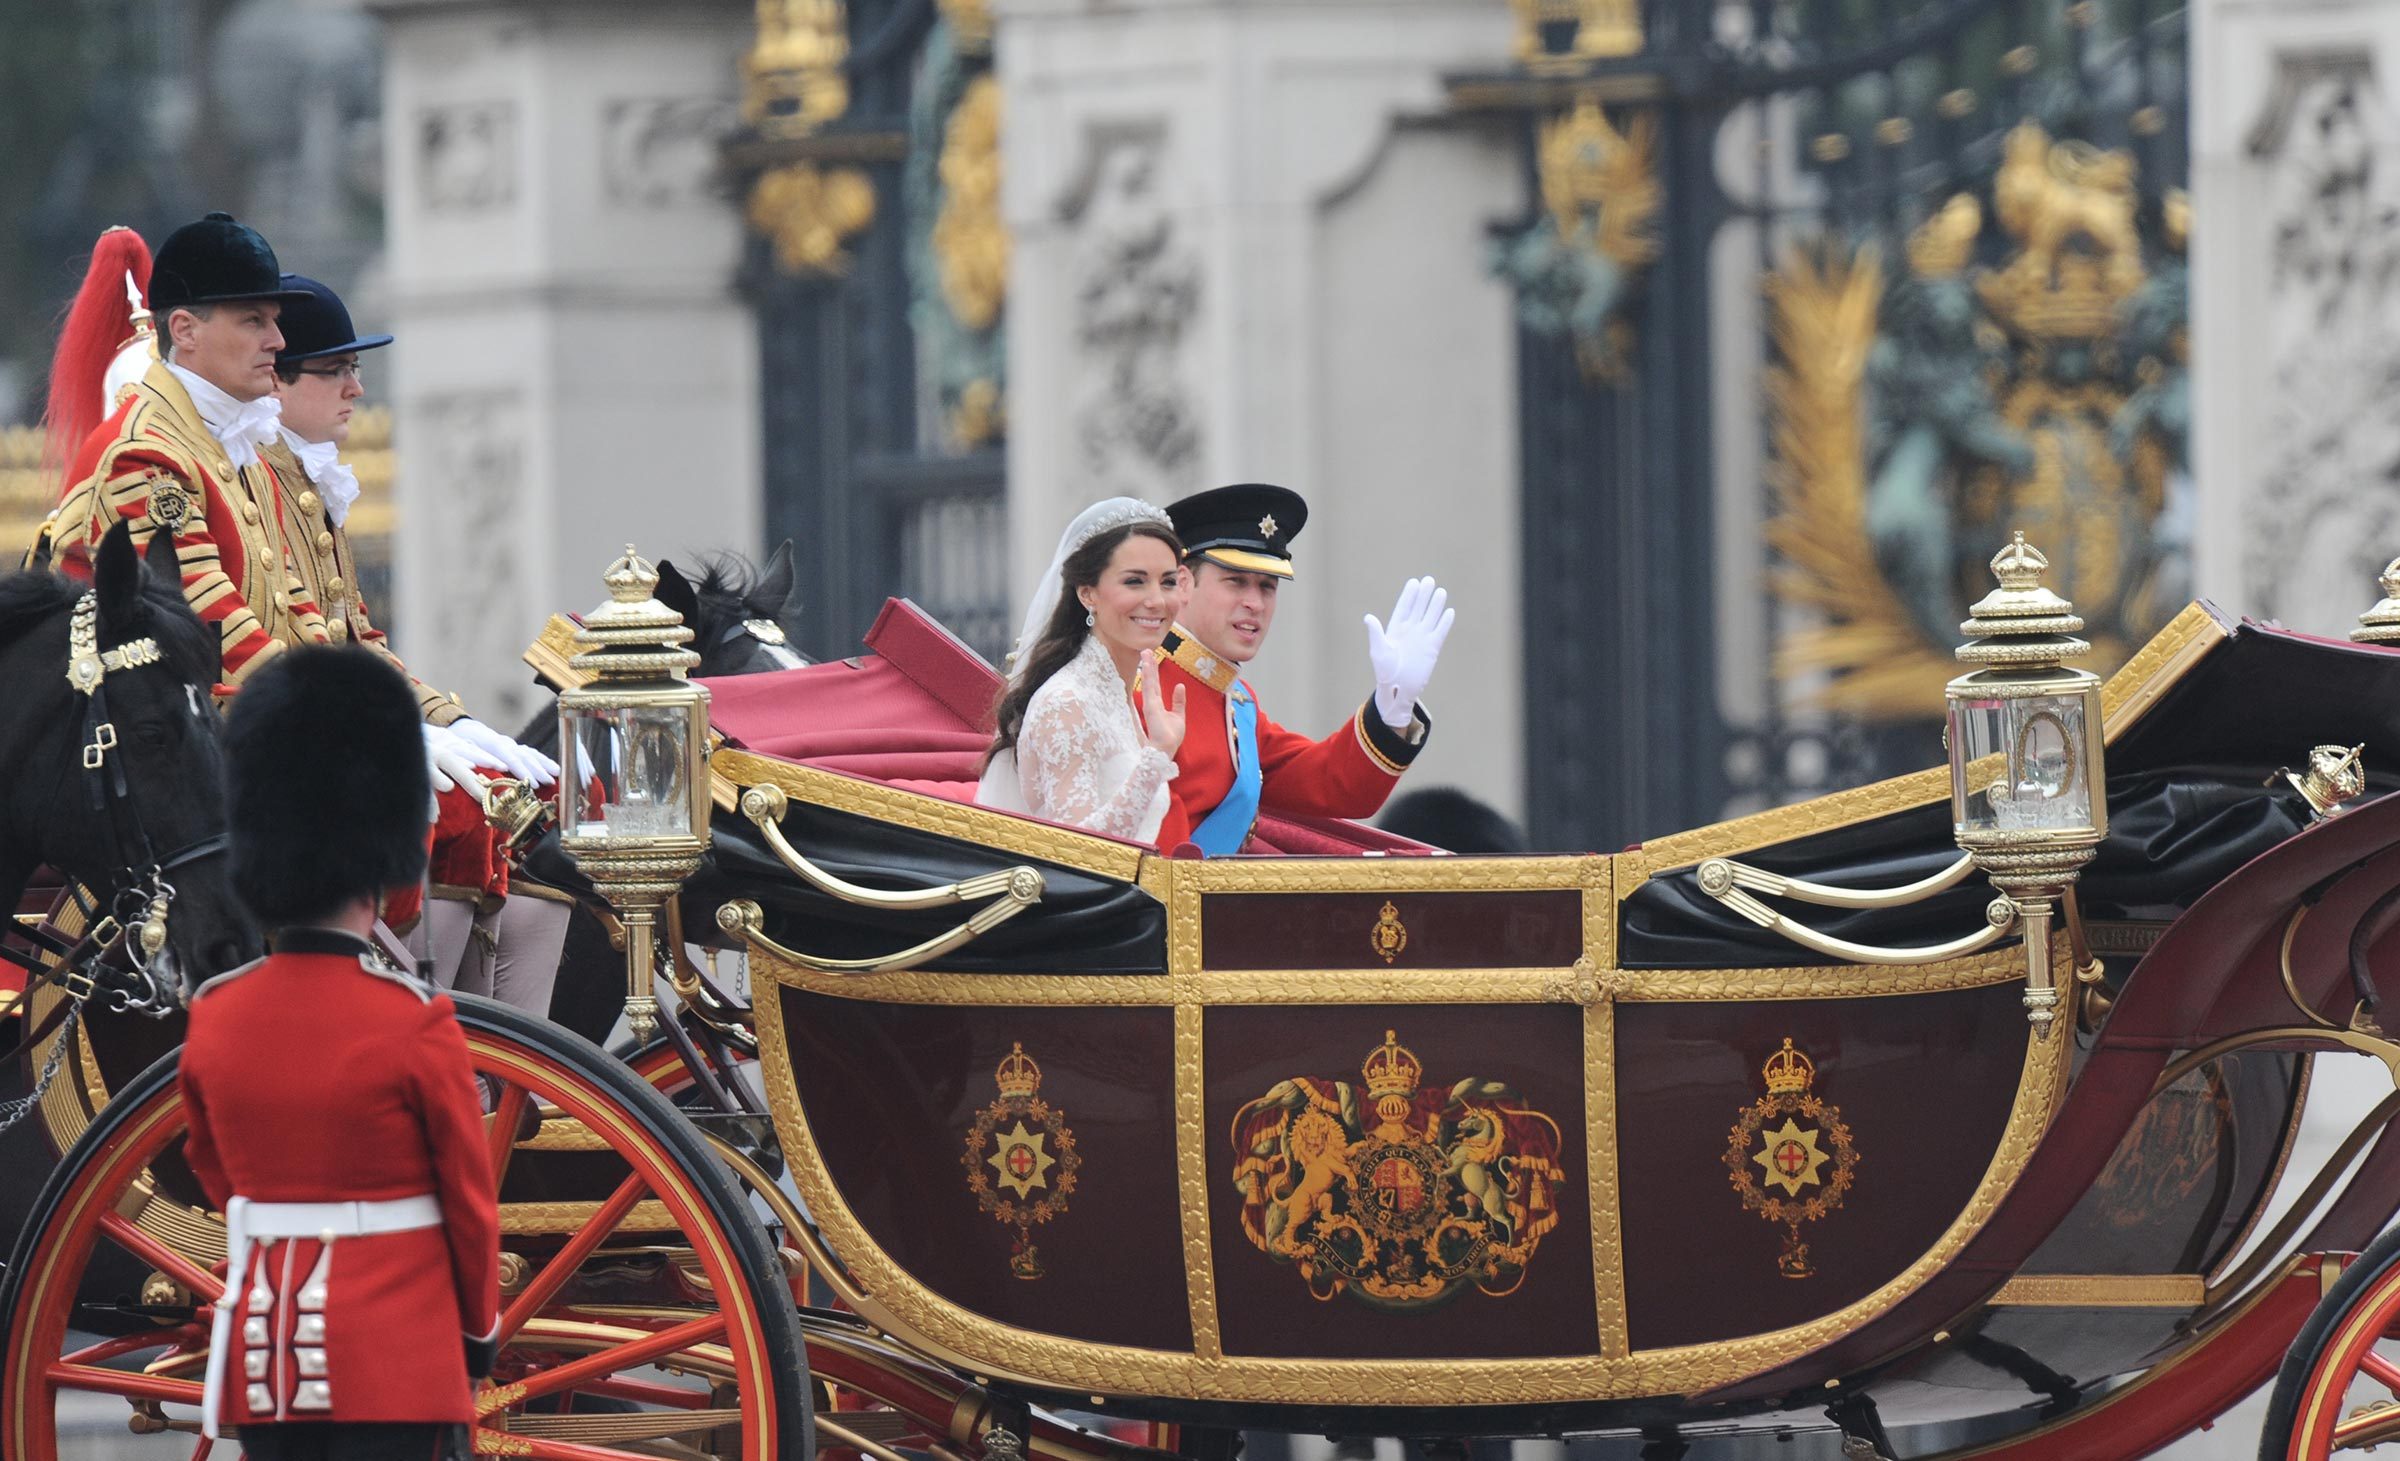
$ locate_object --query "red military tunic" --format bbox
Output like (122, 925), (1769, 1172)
(1149, 628), (1430, 853)
(179, 929), (501, 1426)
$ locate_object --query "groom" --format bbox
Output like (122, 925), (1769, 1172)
(1149, 484), (1452, 854)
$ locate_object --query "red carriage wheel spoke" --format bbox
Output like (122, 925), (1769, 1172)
(501, 1313), (726, 1408)
(44, 1363), (204, 1406)
(498, 1171), (650, 1341)
(488, 1080), (531, 1181)
(60, 1330), (196, 1369)
(2363, 1349), (2400, 1397)
(570, 1375), (714, 1408)
(188, 1438), (214, 1461)
(95, 1213), (223, 1303)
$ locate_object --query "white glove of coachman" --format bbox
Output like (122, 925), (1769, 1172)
(1364, 576), (1455, 730)
(453, 716), (561, 788)
(421, 721), (485, 797)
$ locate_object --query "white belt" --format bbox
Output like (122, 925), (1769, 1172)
(203, 1194), (442, 1437)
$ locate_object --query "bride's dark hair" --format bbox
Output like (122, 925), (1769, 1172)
(986, 520), (1184, 770)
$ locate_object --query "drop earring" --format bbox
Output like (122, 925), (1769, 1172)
(1085, 611), (1095, 627)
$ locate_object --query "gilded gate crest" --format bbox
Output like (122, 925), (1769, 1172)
(1724, 1039), (1859, 1279)
(962, 1042), (1079, 1279)
(1770, 121), (2187, 719)
(1228, 1029), (1566, 1310)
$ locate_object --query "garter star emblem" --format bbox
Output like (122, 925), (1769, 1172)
(1229, 1029), (1566, 1310)
(1724, 1038), (1859, 1279)
(962, 1042), (1079, 1280)
(1258, 513), (1279, 538)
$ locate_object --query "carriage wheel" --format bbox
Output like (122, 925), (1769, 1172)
(2260, 1226), (2400, 1456)
(0, 994), (814, 1461)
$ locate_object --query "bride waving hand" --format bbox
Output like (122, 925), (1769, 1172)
(977, 498), (1190, 844)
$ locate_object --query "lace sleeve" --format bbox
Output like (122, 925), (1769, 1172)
(1018, 681), (1177, 840)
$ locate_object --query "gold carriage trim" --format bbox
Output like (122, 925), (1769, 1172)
(1622, 600), (2227, 895)
(1988, 1274), (2204, 1308)
(750, 929), (2077, 1405)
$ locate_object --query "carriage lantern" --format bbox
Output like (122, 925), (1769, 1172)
(556, 545), (713, 1045)
(1944, 533), (2108, 1037)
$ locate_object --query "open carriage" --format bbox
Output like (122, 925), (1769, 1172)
(10, 539), (2400, 1461)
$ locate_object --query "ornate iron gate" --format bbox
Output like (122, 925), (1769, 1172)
(1467, 0), (2189, 852)
(727, 0), (1012, 664)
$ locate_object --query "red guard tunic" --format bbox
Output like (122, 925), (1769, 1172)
(1150, 628), (1431, 853)
(178, 930), (500, 1426)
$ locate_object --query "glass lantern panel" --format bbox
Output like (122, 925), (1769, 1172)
(1950, 693), (2092, 838)
(562, 704), (693, 839)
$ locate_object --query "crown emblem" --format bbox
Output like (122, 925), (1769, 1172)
(1761, 1038), (1815, 1096)
(995, 1041), (1043, 1098)
(1362, 1029), (1422, 1097)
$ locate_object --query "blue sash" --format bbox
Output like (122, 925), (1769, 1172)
(1190, 687), (1262, 857)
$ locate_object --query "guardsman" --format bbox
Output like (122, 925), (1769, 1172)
(1151, 484), (1454, 853)
(51, 212), (321, 693)
(182, 646), (498, 1457)
(262, 273), (568, 1008)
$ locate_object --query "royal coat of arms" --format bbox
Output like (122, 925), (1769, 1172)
(962, 1042), (1079, 1279)
(1228, 1029), (1566, 1310)
(1724, 1038), (1859, 1279)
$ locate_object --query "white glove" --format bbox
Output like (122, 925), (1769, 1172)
(452, 716), (561, 788)
(1364, 576), (1455, 730)
(422, 721), (485, 796)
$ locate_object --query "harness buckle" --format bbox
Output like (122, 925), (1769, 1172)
(54, 953), (99, 1003)
(82, 722), (117, 770)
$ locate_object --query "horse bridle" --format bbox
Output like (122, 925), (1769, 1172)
(2, 592), (225, 1018)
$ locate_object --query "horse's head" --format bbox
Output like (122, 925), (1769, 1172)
(9, 523), (263, 992)
(657, 540), (808, 678)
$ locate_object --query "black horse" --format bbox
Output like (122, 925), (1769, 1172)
(0, 523), (257, 984)
(0, 523), (262, 1249)
(514, 541), (803, 757)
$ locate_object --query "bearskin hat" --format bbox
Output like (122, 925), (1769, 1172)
(224, 648), (430, 926)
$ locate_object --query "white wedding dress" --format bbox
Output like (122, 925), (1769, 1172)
(979, 634), (1175, 842)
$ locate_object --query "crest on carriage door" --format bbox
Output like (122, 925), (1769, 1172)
(1228, 1029), (1566, 1310)
(1724, 1039), (1859, 1279)
(1771, 122), (2189, 719)
(962, 1042), (1079, 1280)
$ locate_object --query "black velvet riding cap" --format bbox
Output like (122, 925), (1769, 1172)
(224, 648), (431, 926)
(1165, 483), (1309, 580)
(274, 274), (394, 364)
(148, 212), (311, 315)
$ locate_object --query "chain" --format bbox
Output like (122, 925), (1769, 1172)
(0, 1002), (82, 1140)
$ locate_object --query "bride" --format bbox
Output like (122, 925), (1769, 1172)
(977, 498), (1190, 843)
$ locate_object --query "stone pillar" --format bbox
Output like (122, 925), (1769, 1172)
(2192, 0), (2400, 633)
(375, 0), (758, 728)
(997, 0), (1529, 822)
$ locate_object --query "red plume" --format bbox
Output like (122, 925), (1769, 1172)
(42, 227), (155, 488)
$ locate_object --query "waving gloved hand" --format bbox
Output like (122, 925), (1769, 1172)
(422, 721), (486, 796)
(452, 716), (561, 788)
(1364, 577), (1455, 730)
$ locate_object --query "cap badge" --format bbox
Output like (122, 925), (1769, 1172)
(1258, 514), (1278, 538)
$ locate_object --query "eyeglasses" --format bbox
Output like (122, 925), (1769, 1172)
(295, 362), (365, 383)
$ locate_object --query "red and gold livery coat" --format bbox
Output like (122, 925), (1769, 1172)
(178, 930), (500, 1425)
(52, 361), (328, 698)
(1149, 630), (1430, 853)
